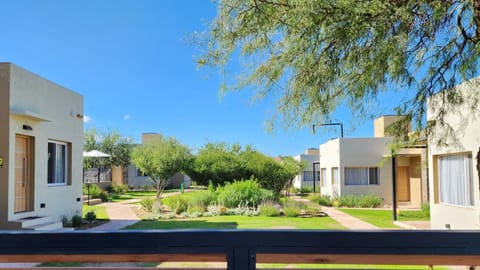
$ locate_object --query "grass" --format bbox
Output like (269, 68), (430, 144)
(83, 205), (109, 220)
(110, 189), (179, 202)
(126, 215), (344, 230)
(338, 209), (429, 228)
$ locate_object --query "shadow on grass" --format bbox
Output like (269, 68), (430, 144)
(126, 219), (238, 230)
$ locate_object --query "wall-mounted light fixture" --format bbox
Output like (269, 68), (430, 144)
(22, 124), (33, 131)
(70, 112), (84, 119)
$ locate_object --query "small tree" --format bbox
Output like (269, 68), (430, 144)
(131, 137), (192, 198)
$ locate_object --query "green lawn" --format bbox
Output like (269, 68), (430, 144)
(83, 205), (109, 220)
(110, 189), (179, 202)
(126, 215), (343, 230)
(338, 209), (429, 228)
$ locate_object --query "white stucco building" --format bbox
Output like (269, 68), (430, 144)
(319, 116), (427, 207)
(292, 148), (320, 190)
(0, 63), (83, 229)
(428, 78), (480, 229)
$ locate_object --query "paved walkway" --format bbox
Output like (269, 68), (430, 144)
(88, 199), (141, 231)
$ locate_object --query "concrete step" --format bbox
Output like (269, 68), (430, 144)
(16, 216), (52, 228)
(25, 221), (64, 231)
(82, 198), (103, 205)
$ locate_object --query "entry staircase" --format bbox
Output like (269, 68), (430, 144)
(12, 216), (65, 231)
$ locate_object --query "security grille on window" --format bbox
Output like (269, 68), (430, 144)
(438, 153), (473, 207)
(344, 167), (379, 185)
(48, 141), (67, 185)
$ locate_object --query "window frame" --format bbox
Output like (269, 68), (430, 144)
(436, 152), (474, 208)
(344, 167), (380, 186)
(47, 140), (69, 186)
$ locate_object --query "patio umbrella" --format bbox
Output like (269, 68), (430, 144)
(83, 150), (111, 158)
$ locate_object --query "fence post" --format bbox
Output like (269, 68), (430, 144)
(228, 248), (255, 270)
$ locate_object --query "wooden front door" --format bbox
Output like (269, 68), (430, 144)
(15, 135), (32, 213)
(396, 166), (410, 202)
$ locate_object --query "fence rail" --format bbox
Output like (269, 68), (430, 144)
(1, 230), (480, 269)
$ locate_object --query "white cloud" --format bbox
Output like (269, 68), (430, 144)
(123, 114), (132, 120)
(83, 115), (92, 123)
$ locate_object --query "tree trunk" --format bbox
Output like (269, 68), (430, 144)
(475, 0), (480, 38)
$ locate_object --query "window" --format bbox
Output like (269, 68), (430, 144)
(344, 167), (379, 185)
(437, 153), (473, 207)
(321, 168), (327, 187)
(302, 171), (314, 181)
(332, 167), (339, 185)
(48, 141), (68, 185)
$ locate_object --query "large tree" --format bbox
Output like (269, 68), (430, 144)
(131, 137), (192, 198)
(199, 0), (480, 142)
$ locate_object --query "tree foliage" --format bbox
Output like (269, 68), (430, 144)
(186, 142), (305, 197)
(199, 0), (480, 141)
(83, 128), (133, 168)
(131, 137), (192, 198)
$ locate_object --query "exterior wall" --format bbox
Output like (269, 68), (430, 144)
(141, 133), (161, 144)
(0, 64), (11, 225)
(1, 63), (83, 228)
(292, 153), (319, 189)
(320, 138), (393, 205)
(428, 78), (480, 229)
(374, 115), (403, 138)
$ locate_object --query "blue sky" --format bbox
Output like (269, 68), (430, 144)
(0, 1), (398, 156)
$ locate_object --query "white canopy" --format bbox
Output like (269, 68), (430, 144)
(83, 150), (110, 158)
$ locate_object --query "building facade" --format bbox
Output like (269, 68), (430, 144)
(0, 63), (83, 229)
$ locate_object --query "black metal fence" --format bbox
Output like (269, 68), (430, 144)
(0, 230), (480, 269)
(83, 167), (112, 183)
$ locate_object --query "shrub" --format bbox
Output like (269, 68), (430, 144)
(283, 206), (301, 217)
(85, 211), (97, 223)
(107, 184), (129, 195)
(140, 197), (156, 212)
(308, 194), (333, 206)
(259, 202), (280, 217)
(299, 186), (313, 193)
(188, 190), (217, 211)
(187, 205), (206, 214)
(83, 184), (102, 198)
(163, 195), (188, 214)
(71, 215), (83, 227)
(338, 195), (358, 207)
(357, 194), (382, 208)
(217, 179), (274, 208)
(98, 191), (109, 202)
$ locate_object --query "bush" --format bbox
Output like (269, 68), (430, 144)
(98, 191), (109, 202)
(259, 202), (280, 217)
(85, 211), (97, 223)
(187, 205), (206, 214)
(140, 197), (156, 212)
(283, 206), (301, 217)
(338, 195), (358, 207)
(188, 190), (217, 211)
(299, 186), (313, 193)
(163, 195), (188, 214)
(71, 215), (83, 227)
(357, 194), (382, 208)
(307, 194), (333, 206)
(83, 184), (102, 197)
(107, 184), (129, 195)
(217, 179), (274, 208)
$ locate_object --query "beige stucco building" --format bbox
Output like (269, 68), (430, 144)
(0, 63), (83, 229)
(319, 116), (427, 207)
(428, 78), (480, 229)
(112, 132), (191, 189)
